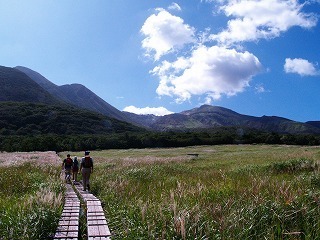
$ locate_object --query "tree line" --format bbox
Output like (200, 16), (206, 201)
(1, 128), (320, 152)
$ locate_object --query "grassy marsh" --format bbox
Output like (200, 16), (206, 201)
(1, 145), (320, 239)
(71, 145), (320, 239)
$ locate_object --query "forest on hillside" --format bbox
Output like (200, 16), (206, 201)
(0, 102), (142, 136)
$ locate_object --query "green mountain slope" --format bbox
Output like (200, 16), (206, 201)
(0, 102), (142, 135)
(0, 66), (60, 104)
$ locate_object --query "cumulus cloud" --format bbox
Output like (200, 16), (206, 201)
(151, 45), (262, 102)
(284, 58), (319, 76)
(123, 106), (174, 116)
(211, 0), (318, 45)
(168, 2), (181, 11)
(140, 9), (195, 60)
(140, 1), (318, 105)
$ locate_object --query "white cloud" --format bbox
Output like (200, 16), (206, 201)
(210, 0), (318, 45)
(254, 83), (267, 93)
(140, 9), (195, 60)
(151, 45), (262, 103)
(284, 58), (319, 76)
(123, 105), (174, 116)
(168, 2), (181, 11)
(141, 1), (318, 105)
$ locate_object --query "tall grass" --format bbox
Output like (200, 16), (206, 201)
(81, 145), (320, 239)
(0, 162), (64, 240)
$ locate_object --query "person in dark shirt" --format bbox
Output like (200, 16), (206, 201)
(72, 156), (79, 182)
(62, 154), (73, 183)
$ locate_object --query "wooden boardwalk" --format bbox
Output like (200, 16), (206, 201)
(54, 183), (111, 240)
(54, 184), (80, 239)
(74, 184), (112, 240)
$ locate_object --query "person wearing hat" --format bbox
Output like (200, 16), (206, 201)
(79, 151), (93, 191)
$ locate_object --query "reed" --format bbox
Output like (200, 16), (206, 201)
(87, 145), (320, 239)
(0, 159), (64, 240)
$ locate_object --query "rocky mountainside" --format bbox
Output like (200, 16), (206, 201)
(125, 105), (320, 134)
(15, 66), (131, 123)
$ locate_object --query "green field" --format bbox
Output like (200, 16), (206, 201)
(71, 145), (320, 239)
(1, 145), (320, 239)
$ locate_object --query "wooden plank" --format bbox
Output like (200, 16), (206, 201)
(54, 230), (78, 238)
(88, 237), (111, 240)
(61, 212), (79, 218)
(64, 202), (80, 206)
(60, 216), (79, 221)
(87, 217), (107, 221)
(56, 225), (79, 232)
(87, 201), (102, 206)
(87, 205), (104, 213)
(54, 238), (78, 240)
(87, 219), (108, 226)
(58, 219), (79, 226)
(87, 213), (105, 219)
(62, 209), (80, 213)
(87, 225), (111, 237)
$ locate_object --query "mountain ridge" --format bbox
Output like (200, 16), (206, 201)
(125, 104), (320, 134)
(15, 66), (132, 123)
(0, 66), (61, 105)
(2, 65), (320, 135)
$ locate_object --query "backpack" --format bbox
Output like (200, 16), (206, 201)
(65, 157), (73, 167)
(73, 158), (79, 167)
(83, 156), (93, 168)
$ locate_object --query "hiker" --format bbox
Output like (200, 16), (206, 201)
(62, 154), (73, 183)
(79, 151), (93, 191)
(72, 156), (79, 182)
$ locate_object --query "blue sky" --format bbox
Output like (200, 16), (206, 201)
(0, 0), (319, 122)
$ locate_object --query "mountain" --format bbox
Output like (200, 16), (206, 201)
(0, 66), (60, 105)
(4, 65), (320, 135)
(0, 101), (142, 135)
(122, 111), (158, 129)
(15, 66), (131, 123)
(180, 105), (320, 134)
(306, 121), (320, 129)
(0, 65), (143, 135)
(125, 105), (320, 134)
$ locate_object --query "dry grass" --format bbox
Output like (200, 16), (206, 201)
(0, 151), (64, 239)
(0, 151), (60, 167)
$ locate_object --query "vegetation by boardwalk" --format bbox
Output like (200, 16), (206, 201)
(0, 152), (63, 240)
